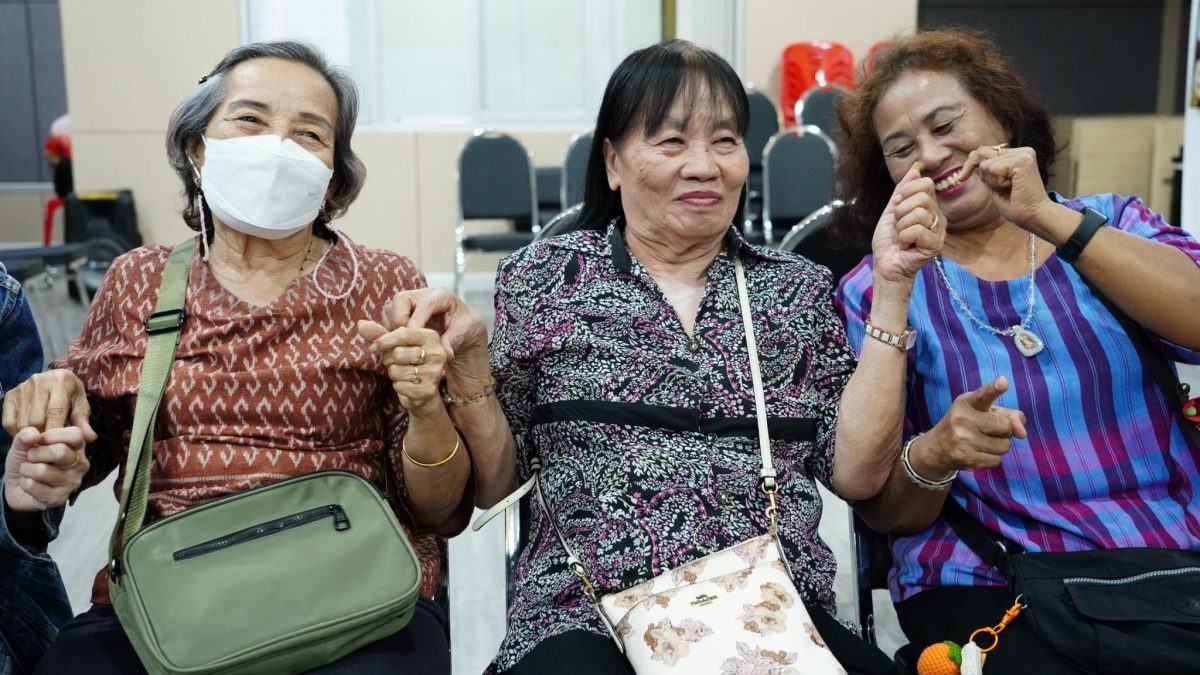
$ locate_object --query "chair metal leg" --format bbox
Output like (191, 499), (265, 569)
(503, 502), (521, 605)
(454, 243), (466, 298)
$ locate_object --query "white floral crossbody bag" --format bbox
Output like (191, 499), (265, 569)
(476, 258), (848, 674)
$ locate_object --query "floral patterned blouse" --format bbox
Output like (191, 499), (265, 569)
(487, 222), (857, 670)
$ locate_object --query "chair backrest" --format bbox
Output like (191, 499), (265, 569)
(533, 202), (585, 242)
(780, 41), (855, 127)
(458, 130), (538, 231)
(794, 85), (848, 140)
(745, 90), (780, 169)
(561, 131), (593, 210)
(777, 199), (870, 285)
(536, 166), (562, 227)
(761, 125), (838, 241)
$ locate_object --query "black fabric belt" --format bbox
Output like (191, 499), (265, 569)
(530, 399), (817, 442)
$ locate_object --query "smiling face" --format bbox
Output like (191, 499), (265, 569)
(873, 69), (1010, 231)
(604, 89), (749, 250)
(191, 57), (338, 174)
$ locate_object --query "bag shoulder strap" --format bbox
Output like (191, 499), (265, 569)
(1081, 276), (1200, 451)
(107, 238), (195, 569)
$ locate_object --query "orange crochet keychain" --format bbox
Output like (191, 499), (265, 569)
(916, 597), (1025, 675)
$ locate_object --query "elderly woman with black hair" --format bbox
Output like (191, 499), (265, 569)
(833, 30), (1200, 673)
(1, 41), (471, 673)
(379, 40), (909, 675)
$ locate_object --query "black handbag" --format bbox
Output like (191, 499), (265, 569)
(941, 282), (1200, 675)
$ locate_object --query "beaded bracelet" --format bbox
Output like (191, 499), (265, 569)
(440, 377), (496, 407)
(901, 433), (958, 490)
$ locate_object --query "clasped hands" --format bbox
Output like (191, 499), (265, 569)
(2, 370), (96, 512)
(357, 287), (490, 415)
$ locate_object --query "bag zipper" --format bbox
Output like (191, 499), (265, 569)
(1062, 566), (1200, 586)
(172, 504), (351, 561)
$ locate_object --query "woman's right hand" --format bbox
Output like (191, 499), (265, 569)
(909, 377), (1028, 478)
(871, 162), (945, 285)
(2, 369), (96, 439)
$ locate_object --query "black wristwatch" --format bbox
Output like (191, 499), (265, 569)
(1057, 206), (1108, 263)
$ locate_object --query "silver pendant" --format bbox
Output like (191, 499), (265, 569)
(1012, 327), (1044, 357)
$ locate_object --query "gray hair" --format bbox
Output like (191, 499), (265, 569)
(166, 40), (366, 237)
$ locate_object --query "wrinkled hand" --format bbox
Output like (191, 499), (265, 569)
(3, 426), (91, 512)
(913, 377), (1028, 477)
(2, 369), (96, 438)
(357, 321), (449, 416)
(380, 288), (492, 394)
(872, 162), (945, 284)
(958, 144), (1054, 235)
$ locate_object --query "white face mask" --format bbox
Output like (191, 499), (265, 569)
(196, 134), (334, 240)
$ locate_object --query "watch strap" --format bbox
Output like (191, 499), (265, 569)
(1057, 206), (1108, 263)
(864, 319), (915, 351)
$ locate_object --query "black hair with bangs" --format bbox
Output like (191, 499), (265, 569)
(576, 39), (750, 232)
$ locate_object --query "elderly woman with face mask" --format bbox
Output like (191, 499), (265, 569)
(382, 40), (904, 675)
(1, 41), (470, 674)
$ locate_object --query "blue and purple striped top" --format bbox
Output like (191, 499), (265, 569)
(836, 194), (1200, 602)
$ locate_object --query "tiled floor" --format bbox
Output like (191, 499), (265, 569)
(28, 272), (907, 674)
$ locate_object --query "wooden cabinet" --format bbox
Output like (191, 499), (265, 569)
(1049, 115), (1183, 219)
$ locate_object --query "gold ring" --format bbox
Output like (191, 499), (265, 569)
(992, 142), (1008, 154)
(64, 452), (81, 470)
(409, 366), (421, 384)
(930, 213), (940, 232)
(414, 347), (427, 366)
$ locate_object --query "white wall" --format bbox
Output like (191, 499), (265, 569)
(1184, 0), (1200, 232)
(1181, 0), (1200, 387)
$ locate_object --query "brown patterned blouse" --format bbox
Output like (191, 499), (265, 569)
(51, 234), (471, 604)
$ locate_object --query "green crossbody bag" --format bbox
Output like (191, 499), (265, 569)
(107, 238), (423, 675)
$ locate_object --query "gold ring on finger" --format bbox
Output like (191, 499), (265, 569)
(64, 452), (81, 470)
(992, 142), (1008, 154)
(415, 347), (427, 366)
(930, 213), (940, 232)
(409, 366), (422, 384)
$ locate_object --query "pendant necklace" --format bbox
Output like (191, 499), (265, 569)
(933, 232), (1045, 358)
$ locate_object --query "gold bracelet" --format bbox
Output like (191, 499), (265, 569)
(401, 434), (460, 468)
(440, 377), (496, 407)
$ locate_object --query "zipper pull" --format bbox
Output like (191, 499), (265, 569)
(331, 505), (351, 531)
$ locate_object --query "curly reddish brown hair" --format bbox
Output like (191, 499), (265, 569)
(830, 29), (1056, 246)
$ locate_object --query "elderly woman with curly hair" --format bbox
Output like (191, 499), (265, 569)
(832, 29), (1200, 674)
(2, 41), (471, 674)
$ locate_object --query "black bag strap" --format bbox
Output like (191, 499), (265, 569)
(1083, 279), (1200, 451)
(940, 271), (1200, 579)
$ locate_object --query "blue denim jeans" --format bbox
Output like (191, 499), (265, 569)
(0, 265), (70, 675)
(0, 265), (44, 452)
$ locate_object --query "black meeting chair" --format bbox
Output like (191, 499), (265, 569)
(533, 202), (585, 242)
(776, 200), (869, 285)
(794, 84), (849, 141)
(742, 89), (781, 244)
(560, 131), (592, 211)
(536, 167), (563, 227)
(456, 130), (538, 296)
(760, 125), (838, 245)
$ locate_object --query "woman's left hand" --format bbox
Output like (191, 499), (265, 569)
(357, 321), (448, 418)
(958, 144), (1056, 237)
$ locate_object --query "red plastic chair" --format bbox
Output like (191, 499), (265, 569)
(43, 196), (65, 245)
(780, 41), (855, 126)
(861, 40), (892, 76)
